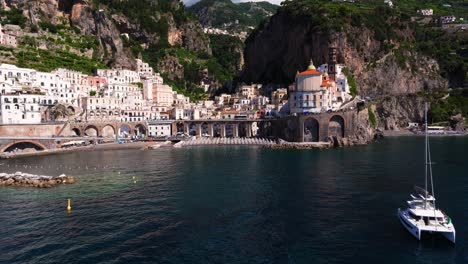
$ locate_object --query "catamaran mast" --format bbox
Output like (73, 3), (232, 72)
(425, 103), (428, 209)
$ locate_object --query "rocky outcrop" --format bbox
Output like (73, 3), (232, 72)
(241, 9), (447, 96)
(375, 95), (426, 130)
(449, 114), (465, 131)
(348, 107), (379, 145)
(70, 2), (135, 69)
(327, 108), (379, 147)
(157, 55), (184, 80)
(0, 172), (75, 188)
(180, 20), (211, 55)
(3, 0), (69, 25)
(3, 0), (211, 72)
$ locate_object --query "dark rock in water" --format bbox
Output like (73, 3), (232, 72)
(0, 172), (76, 188)
(449, 114), (465, 131)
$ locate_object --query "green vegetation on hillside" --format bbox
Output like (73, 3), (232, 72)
(428, 89), (468, 123)
(209, 34), (243, 81)
(342, 68), (357, 96)
(16, 48), (106, 75)
(94, 0), (191, 50)
(189, 0), (278, 33)
(413, 27), (467, 88)
(0, 8), (27, 28)
(368, 106), (377, 128)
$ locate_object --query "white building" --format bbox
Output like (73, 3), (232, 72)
(0, 64), (35, 86)
(148, 120), (173, 137)
(97, 69), (140, 84)
(289, 61), (324, 114)
(0, 94), (42, 124)
(440, 16), (456, 24)
(253, 96), (269, 107)
(418, 9), (433, 16)
(136, 59), (154, 76)
(174, 93), (190, 106)
(152, 83), (173, 106)
(172, 107), (185, 120)
(81, 97), (121, 121)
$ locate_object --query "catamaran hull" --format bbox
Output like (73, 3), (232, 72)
(398, 209), (421, 240)
(442, 231), (456, 244)
(398, 209), (456, 243)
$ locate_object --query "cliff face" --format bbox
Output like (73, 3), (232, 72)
(375, 95), (426, 130)
(2, 0), (211, 71)
(242, 9), (448, 97)
(70, 1), (135, 69)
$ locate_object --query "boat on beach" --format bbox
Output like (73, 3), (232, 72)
(397, 104), (456, 243)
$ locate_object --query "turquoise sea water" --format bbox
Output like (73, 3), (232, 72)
(0, 137), (467, 263)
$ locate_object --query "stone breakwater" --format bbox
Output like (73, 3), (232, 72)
(0, 172), (76, 188)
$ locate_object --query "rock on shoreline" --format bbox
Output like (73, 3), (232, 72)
(0, 172), (75, 188)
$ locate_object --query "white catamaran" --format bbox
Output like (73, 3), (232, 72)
(397, 103), (456, 243)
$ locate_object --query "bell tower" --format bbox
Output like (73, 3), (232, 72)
(328, 46), (337, 81)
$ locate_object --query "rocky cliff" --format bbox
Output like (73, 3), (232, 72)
(242, 7), (448, 97)
(374, 95), (426, 130)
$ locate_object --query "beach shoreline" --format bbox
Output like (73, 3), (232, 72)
(0, 142), (159, 159)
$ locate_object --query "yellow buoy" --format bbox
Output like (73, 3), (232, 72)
(67, 198), (72, 212)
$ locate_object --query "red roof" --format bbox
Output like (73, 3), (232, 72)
(298, 69), (321, 76)
(321, 80), (334, 87)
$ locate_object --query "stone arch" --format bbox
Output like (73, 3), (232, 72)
(225, 123), (234, 138)
(101, 125), (116, 137)
(1, 140), (47, 153)
(238, 123), (250, 137)
(304, 117), (320, 142)
(119, 124), (132, 138)
(201, 122), (209, 137)
(84, 125), (99, 137)
(67, 106), (75, 114)
(134, 123), (147, 137)
(329, 115), (345, 138)
(213, 123), (222, 137)
(188, 123), (196, 136)
(175, 122), (184, 133)
(71, 127), (81, 136)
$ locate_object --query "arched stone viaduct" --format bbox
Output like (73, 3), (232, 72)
(174, 120), (260, 138)
(267, 111), (356, 142)
(0, 138), (56, 153)
(69, 121), (148, 138)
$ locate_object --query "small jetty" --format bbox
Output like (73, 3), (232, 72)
(0, 172), (75, 188)
(174, 137), (276, 148)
